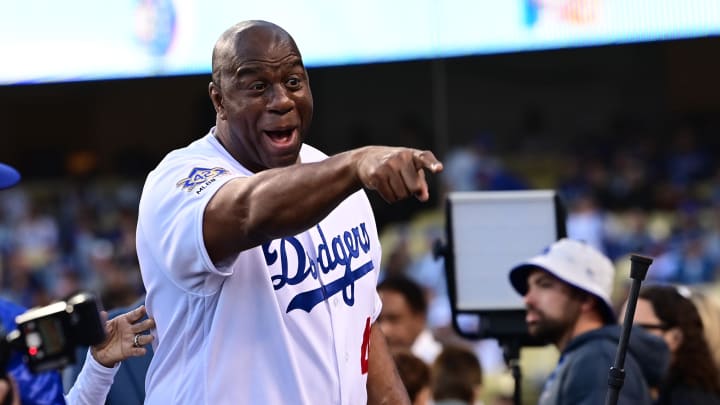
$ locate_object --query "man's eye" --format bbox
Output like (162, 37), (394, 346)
(250, 82), (266, 91)
(286, 77), (301, 88)
(538, 280), (553, 288)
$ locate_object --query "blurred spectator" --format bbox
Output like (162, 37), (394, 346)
(442, 134), (526, 193)
(442, 145), (482, 192)
(381, 230), (412, 279)
(632, 285), (720, 404)
(392, 350), (432, 405)
(703, 204), (720, 266)
(580, 157), (614, 209)
(89, 238), (143, 311)
(557, 156), (591, 206)
(647, 200), (719, 283)
(431, 345), (483, 405)
(377, 276), (442, 364)
(665, 125), (712, 187)
(565, 193), (606, 253)
(407, 252), (452, 331)
(604, 208), (656, 261)
(606, 150), (654, 210)
(674, 232), (718, 284)
(653, 233), (718, 285)
(13, 201), (59, 272)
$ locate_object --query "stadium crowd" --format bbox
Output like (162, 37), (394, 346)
(2, 115), (720, 404)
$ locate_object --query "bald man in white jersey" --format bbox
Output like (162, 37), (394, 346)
(136, 20), (443, 404)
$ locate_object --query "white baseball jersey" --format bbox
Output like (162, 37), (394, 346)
(136, 129), (383, 404)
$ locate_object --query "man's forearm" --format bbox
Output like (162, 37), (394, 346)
(366, 326), (411, 405)
(203, 146), (442, 262)
(204, 149), (362, 261)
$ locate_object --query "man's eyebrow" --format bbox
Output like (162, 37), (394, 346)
(530, 272), (552, 284)
(234, 57), (304, 77)
(234, 65), (262, 78)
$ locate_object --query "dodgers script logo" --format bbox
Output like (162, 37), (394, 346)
(263, 222), (374, 313)
(176, 167), (228, 193)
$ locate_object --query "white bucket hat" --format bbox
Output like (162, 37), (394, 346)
(509, 238), (616, 324)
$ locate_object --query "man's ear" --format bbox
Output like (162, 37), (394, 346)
(208, 82), (226, 120)
(579, 294), (599, 315)
(580, 293), (603, 319)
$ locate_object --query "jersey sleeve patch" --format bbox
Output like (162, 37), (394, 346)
(176, 167), (229, 194)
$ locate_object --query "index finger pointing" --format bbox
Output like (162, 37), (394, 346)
(413, 150), (443, 173)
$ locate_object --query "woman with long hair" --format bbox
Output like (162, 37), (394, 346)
(634, 285), (720, 404)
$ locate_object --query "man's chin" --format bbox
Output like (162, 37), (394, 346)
(528, 323), (563, 345)
(528, 329), (548, 344)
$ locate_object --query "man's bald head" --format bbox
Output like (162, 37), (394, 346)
(211, 20), (301, 89)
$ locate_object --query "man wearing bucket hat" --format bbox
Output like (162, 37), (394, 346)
(508, 238), (669, 405)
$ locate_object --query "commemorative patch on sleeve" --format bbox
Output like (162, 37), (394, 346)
(176, 167), (229, 194)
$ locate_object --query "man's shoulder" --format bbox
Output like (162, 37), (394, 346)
(557, 329), (652, 405)
(564, 326), (619, 354)
(569, 336), (615, 358)
(562, 340), (614, 376)
(152, 134), (226, 173)
(558, 331), (617, 383)
(139, 134), (239, 204)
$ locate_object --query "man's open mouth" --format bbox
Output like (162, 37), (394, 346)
(265, 129), (295, 145)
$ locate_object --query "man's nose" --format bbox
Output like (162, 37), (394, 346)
(523, 290), (535, 307)
(267, 84), (293, 114)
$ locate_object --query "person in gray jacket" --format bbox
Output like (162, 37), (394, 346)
(508, 238), (669, 405)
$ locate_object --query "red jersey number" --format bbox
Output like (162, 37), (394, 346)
(360, 317), (371, 374)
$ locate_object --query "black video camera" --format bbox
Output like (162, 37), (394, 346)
(1, 292), (106, 374)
